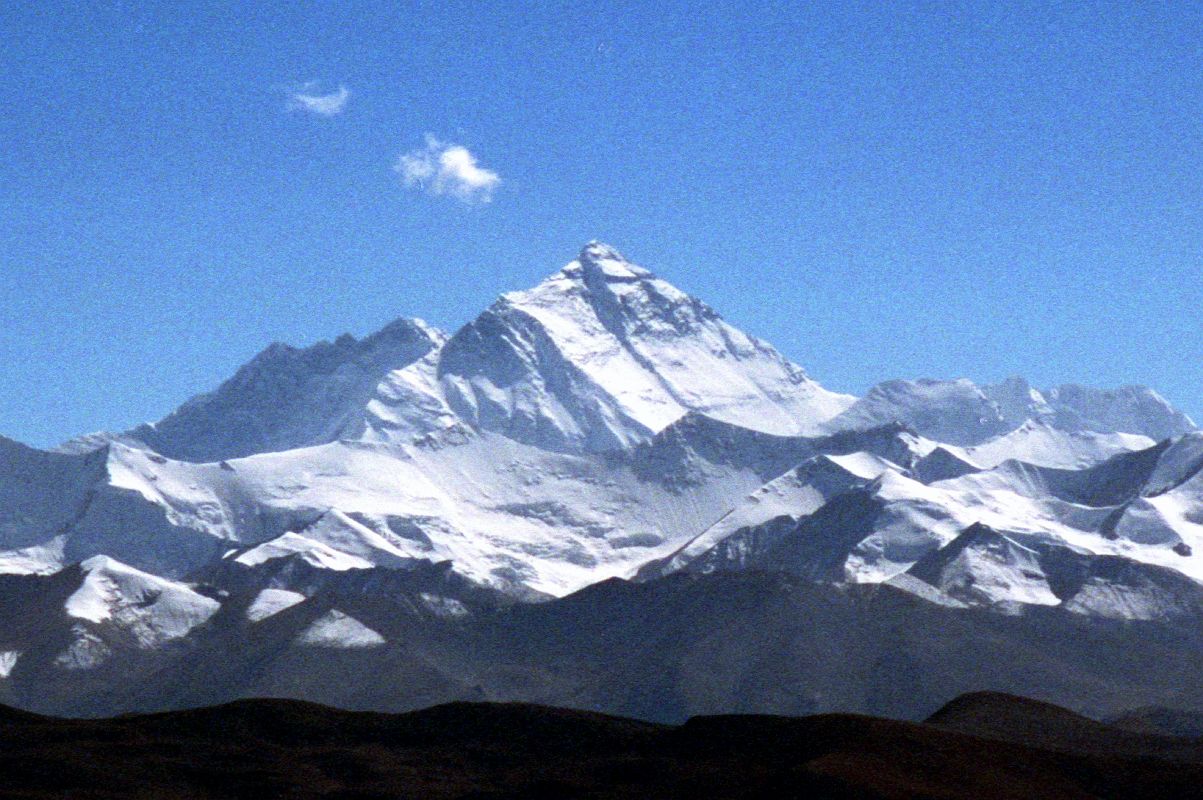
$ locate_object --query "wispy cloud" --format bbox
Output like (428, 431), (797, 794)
(288, 83), (350, 116)
(395, 135), (501, 204)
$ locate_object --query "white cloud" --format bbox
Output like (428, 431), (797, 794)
(395, 134), (501, 204)
(288, 84), (350, 116)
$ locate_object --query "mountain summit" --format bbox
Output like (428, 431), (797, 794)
(426, 242), (855, 452)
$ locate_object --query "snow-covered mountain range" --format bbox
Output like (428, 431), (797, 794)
(2, 242), (1200, 718)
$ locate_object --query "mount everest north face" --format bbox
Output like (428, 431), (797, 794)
(2, 242), (1201, 720)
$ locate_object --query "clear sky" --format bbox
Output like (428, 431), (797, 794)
(3, 1), (1201, 448)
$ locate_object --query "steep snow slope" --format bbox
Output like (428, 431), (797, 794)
(295, 610), (386, 649)
(656, 452), (895, 576)
(641, 425), (932, 579)
(906, 524), (1061, 608)
(347, 348), (460, 443)
(0, 417), (827, 595)
(359, 242), (855, 453)
(0, 437), (111, 574)
(907, 523), (1203, 620)
(245, 588), (306, 622)
(63, 556), (220, 647)
(1140, 432), (1203, 495)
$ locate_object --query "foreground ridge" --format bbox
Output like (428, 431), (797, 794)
(1, 692), (1199, 799)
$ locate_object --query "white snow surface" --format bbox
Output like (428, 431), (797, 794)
(234, 532), (377, 571)
(246, 588), (307, 622)
(1143, 432), (1203, 496)
(830, 378), (1012, 446)
(359, 242), (855, 453)
(296, 610), (386, 649)
(2, 417), (806, 594)
(663, 439), (1203, 609)
(958, 422), (1154, 470)
(909, 527), (1060, 609)
(661, 451), (896, 575)
(63, 556), (220, 647)
(120, 319), (446, 462)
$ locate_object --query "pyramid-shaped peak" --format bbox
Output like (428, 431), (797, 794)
(430, 242), (854, 453)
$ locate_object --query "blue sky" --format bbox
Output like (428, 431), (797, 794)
(2, 1), (1201, 447)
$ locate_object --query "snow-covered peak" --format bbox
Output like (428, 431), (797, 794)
(127, 317), (445, 463)
(296, 609), (386, 649)
(578, 239), (627, 263)
(502, 242), (689, 325)
(233, 532), (377, 572)
(907, 523), (1060, 609)
(831, 376), (1194, 453)
(3, 240), (1200, 626)
(1046, 384), (1196, 441)
(245, 588), (306, 622)
(432, 244), (853, 452)
(652, 450), (895, 577)
(64, 556), (219, 647)
(230, 511), (428, 572)
(830, 378), (1010, 446)
(1143, 432), (1203, 497)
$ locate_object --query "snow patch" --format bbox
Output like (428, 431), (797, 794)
(64, 556), (220, 646)
(234, 532), (376, 571)
(246, 589), (306, 622)
(55, 626), (112, 671)
(419, 592), (469, 618)
(296, 610), (386, 649)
